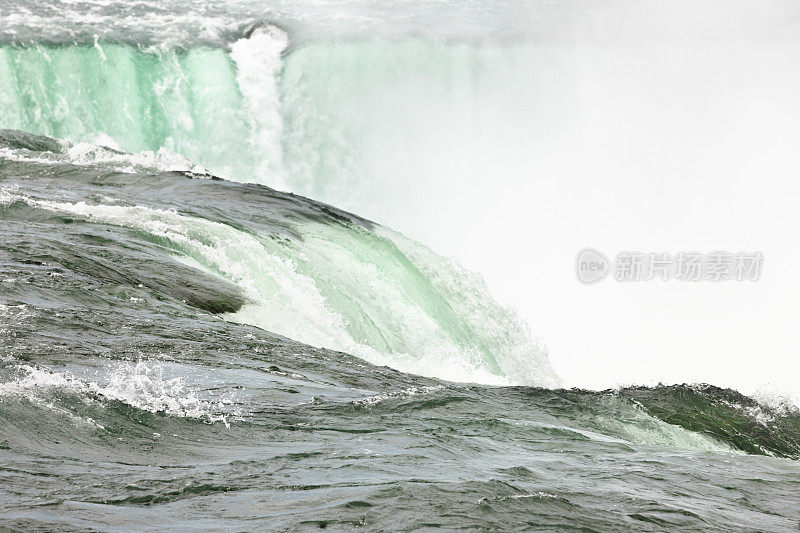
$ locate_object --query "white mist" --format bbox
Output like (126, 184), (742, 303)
(276, 1), (800, 402)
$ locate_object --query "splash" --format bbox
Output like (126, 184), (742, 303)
(0, 362), (232, 425)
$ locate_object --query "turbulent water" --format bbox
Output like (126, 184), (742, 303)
(2, 1), (800, 531)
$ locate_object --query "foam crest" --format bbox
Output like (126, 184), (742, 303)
(0, 362), (232, 425)
(0, 140), (206, 174)
(65, 142), (207, 174)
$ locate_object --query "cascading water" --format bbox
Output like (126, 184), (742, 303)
(0, 28), (289, 184)
(0, 181), (560, 387)
(2, 1), (800, 530)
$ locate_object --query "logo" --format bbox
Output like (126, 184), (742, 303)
(576, 248), (610, 284)
(575, 249), (762, 284)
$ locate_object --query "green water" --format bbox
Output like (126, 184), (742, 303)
(0, 43), (260, 179)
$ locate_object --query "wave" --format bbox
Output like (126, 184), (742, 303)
(4, 129), (800, 461)
(620, 384), (800, 459)
(0, 361), (233, 426)
(0, 130), (559, 387)
(3, 360), (799, 459)
(0, 131), (209, 175)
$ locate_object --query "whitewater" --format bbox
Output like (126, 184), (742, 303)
(2, 0), (800, 531)
(3, 0), (800, 399)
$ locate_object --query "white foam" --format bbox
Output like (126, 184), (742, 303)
(0, 304), (31, 342)
(93, 361), (232, 425)
(230, 25), (289, 189)
(379, 227), (560, 387)
(65, 142), (207, 174)
(0, 362), (232, 425)
(750, 388), (800, 417)
(0, 140), (208, 175)
(355, 385), (444, 406)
